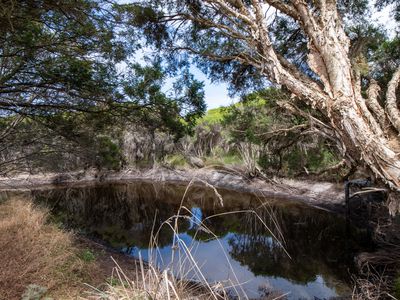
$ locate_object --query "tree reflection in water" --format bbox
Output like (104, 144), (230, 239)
(32, 181), (372, 299)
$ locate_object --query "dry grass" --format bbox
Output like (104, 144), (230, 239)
(0, 181), (290, 300)
(0, 195), (228, 300)
(83, 179), (236, 300)
(0, 196), (92, 299)
(83, 256), (226, 300)
(84, 179), (290, 300)
(352, 271), (398, 300)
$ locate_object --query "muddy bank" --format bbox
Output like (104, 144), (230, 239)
(0, 167), (345, 212)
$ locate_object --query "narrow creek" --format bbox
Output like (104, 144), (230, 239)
(32, 181), (373, 299)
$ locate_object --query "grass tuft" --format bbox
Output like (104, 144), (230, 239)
(165, 154), (188, 169)
(21, 284), (47, 300)
(0, 196), (91, 299)
(84, 179), (289, 300)
(79, 249), (96, 263)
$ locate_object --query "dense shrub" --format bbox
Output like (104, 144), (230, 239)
(95, 136), (123, 170)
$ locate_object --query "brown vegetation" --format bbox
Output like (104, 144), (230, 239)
(0, 196), (148, 299)
(0, 195), (233, 299)
(0, 196), (89, 299)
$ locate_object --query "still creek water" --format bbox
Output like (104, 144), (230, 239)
(32, 181), (372, 299)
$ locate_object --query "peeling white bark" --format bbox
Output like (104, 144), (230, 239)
(183, 1), (400, 192)
(386, 67), (400, 134)
(341, 106), (400, 189)
(366, 79), (388, 131)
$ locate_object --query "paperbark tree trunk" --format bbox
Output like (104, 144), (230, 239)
(333, 101), (400, 189)
(162, 0), (400, 200)
(251, 0), (400, 191)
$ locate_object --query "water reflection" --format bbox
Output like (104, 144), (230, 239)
(189, 207), (202, 229)
(32, 181), (371, 299)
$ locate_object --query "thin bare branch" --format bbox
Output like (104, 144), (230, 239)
(255, 123), (308, 137)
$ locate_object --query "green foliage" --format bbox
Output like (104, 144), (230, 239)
(106, 276), (130, 288)
(346, 24), (400, 90)
(202, 151), (242, 167)
(165, 154), (188, 168)
(372, 37), (400, 86)
(122, 62), (206, 139)
(0, 1), (208, 173)
(221, 88), (342, 177)
(222, 154), (243, 165)
(198, 107), (226, 125)
(394, 274), (400, 299)
(206, 146), (243, 166)
(223, 88), (295, 145)
(0, 0), (125, 116)
(79, 249), (96, 263)
(203, 157), (225, 167)
(258, 153), (281, 172)
(106, 277), (120, 287)
(280, 144), (339, 176)
(261, 142), (340, 176)
(95, 136), (122, 170)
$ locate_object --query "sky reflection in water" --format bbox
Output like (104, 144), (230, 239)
(33, 182), (371, 299)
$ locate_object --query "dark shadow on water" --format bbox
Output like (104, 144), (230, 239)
(32, 181), (374, 300)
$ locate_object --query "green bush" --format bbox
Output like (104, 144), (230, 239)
(257, 143), (340, 177)
(165, 154), (188, 168)
(95, 135), (122, 170)
(258, 153), (281, 171)
(285, 148), (304, 175)
(78, 249), (96, 263)
(222, 154), (242, 165)
(306, 146), (337, 173)
(394, 275), (400, 299)
(198, 107), (225, 125)
(106, 277), (120, 287)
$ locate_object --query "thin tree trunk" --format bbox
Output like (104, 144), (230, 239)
(150, 129), (156, 167)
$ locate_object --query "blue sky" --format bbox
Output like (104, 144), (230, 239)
(122, 48), (236, 110)
(195, 5), (396, 109)
(178, 4), (397, 110)
(189, 67), (236, 109)
(120, 1), (397, 110)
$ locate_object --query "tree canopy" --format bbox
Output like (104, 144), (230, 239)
(0, 0), (125, 115)
(2, 0), (400, 197)
(122, 0), (400, 193)
(0, 0), (205, 122)
(0, 0), (206, 172)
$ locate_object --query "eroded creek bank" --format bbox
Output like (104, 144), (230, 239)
(0, 168), (346, 212)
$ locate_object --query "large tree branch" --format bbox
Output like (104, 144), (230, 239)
(263, 0), (300, 21)
(386, 66), (400, 134)
(278, 0), (353, 99)
(366, 79), (388, 132)
(239, 3), (330, 107)
(206, 0), (256, 30)
(176, 1), (330, 110)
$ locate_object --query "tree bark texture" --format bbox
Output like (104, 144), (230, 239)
(172, 0), (400, 199)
